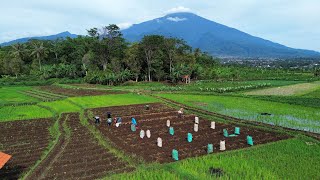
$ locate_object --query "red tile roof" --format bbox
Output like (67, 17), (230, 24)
(0, 152), (12, 169)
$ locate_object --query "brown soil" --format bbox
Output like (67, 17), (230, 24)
(30, 113), (133, 180)
(0, 118), (54, 179)
(38, 86), (124, 97)
(88, 103), (290, 163)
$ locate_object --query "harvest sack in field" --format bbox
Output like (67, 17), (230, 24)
(247, 136), (254, 146)
(235, 127), (240, 135)
(131, 124), (136, 132)
(220, 140), (226, 151)
(223, 129), (228, 137)
(172, 149), (179, 161)
(194, 124), (199, 132)
(195, 117), (199, 124)
(140, 130), (145, 139)
(211, 121), (215, 129)
(207, 144), (213, 154)
(178, 108), (184, 118)
(187, 133), (193, 142)
(157, 137), (162, 147)
(169, 127), (174, 135)
(146, 130), (151, 138)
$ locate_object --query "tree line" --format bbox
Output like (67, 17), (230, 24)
(1, 24), (318, 85)
(0, 24), (222, 85)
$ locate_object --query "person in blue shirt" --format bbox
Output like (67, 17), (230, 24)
(131, 117), (137, 126)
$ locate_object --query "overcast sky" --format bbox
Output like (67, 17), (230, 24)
(0, 0), (319, 51)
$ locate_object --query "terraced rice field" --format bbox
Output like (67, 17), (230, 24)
(87, 103), (290, 163)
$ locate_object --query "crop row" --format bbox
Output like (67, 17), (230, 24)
(147, 83), (271, 93)
(89, 103), (289, 164)
(0, 118), (53, 179)
(22, 89), (67, 102)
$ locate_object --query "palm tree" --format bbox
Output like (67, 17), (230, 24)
(10, 43), (26, 60)
(30, 41), (48, 71)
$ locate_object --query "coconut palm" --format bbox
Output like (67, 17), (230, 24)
(30, 41), (48, 71)
(10, 43), (26, 60)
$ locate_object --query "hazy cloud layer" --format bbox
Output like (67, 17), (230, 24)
(167, 17), (188, 22)
(0, 0), (319, 51)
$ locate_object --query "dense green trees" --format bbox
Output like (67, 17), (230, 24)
(1, 24), (317, 85)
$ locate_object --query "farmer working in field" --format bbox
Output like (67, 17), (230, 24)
(178, 108), (184, 118)
(107, 112), (112, 126)
(116, 117), (122, 124)
(94, 116), (100, 124)
(131, 117), (137, 126)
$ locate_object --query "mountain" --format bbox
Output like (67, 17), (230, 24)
(122, 12), (320, 58)
(0, 31), (78, 46)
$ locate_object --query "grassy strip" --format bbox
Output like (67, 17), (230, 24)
(0, 105), (54, 122)
(63, 114), (71, 137)
(31, 89), (68, 98)
(109, 137), (320, 179)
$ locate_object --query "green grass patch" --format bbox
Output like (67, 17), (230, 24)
(0, 86), (39, 105)
(39, 100), (82, 114)
(244, 81), (320, 96)
(158, 94), (320, 133)
(245, 95), (320, 109)
(110, 138), (320, 179)
(0, 105), (53, 122)
(304, 88), (320, 98)
(68, 93), (159, 108)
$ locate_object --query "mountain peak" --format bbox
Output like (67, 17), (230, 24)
(0, 31), (77, 47)
(122, 13), (320, 58)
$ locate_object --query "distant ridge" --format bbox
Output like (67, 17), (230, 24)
(0, 31), (78, 46)
(122, 12), (320, 58)
(2, 13), (320, 58)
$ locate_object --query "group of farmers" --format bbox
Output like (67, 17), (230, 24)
(93, 105), (184, 127)
(94, 112), (122, 126)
